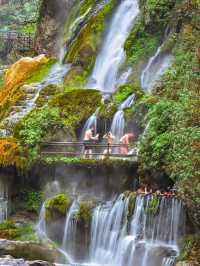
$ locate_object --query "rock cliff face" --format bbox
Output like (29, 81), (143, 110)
(34, 0), (74, 57)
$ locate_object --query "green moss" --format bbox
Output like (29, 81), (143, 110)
(76, 201), (92, 226)
(125, 21), (159, 65)
(145, 196), (160, 215)
(127, 192), (137, 218)
(23, 59), (55, 85)
(113, 83), (144, 104)
(36, 84), (61, 107)
(45, 194), (72, 222)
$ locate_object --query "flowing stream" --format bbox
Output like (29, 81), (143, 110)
(88, 0), (139, 92)
(141, 45), (172, 91)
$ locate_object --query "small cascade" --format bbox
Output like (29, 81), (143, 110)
(37, 201), (47, 239)
(89, 194), (185, 266)
(88, 0), (139, 92)
(141, 45), (172, 91)
(81, 107), (100, 140)
(0, 178), (8, 223)
(111, 94), (134, 140)
(0, 63), (71, 136)
(62, 200), (79, 260)
(117, 68), (132, 87)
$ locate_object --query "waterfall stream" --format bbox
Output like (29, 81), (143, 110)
(81, 107), (100, 140)
(88, 0), (139, 92)
(111, 94), (135, 141)
(141, 45), (172, 91)
(89, 195), (185, 266)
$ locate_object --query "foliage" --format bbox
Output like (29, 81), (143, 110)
(128, 192), (137, 218)
(179, 234), (200, 264)
(76, 201), (92, 226)
(0, 221), (37, 242)
(145, 196), (160, 215)
(17, 189), (43, 212)
(0, 138), (19, 167)
(113, 83), (144, 104)
(138, 19), (200, 226)
(0, 0), (40, 32)
(45, 194), (72, 222)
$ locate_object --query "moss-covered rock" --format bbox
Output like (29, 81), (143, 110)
(45, 194), (72, 222)
(76, 201), (92, 227)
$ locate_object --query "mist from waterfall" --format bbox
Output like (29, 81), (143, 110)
(141, 45), (172, 91)
(111, 94), (135, 141)
(88, 0), (139, 92)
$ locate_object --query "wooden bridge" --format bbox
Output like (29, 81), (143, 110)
(40, 142), (137, 160)
(0, 31), (34, 52)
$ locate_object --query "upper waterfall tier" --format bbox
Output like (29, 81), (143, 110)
(88, 0), (139, 93)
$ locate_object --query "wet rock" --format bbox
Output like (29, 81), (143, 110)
(0, 239), (64, 263)
(0, 255), (55, 266)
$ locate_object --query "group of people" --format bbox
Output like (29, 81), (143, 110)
(83, 127), (134, 159)
(137, 186), (177, 196)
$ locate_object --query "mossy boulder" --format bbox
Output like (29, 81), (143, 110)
(36, 84), (61, 107)
(45, 194), (72, 222)
(76, 201), (92, 227)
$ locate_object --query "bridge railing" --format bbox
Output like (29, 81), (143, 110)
(40, 142), (137, 159)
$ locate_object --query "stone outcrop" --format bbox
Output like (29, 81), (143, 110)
(0, 255), (55, 266)
(0, 239), (64, 263)
(176, 261), (197, 266)
(34, 0), (74, 57)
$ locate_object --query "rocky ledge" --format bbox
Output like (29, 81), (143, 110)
(0, 239), (64, 264)
(0, 255), (55, 265)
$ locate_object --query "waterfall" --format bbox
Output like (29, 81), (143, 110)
(111, 94), (135, 140)
(141, 45), (172, 91)
(89, 195), (185, 266)
(0, 178), (8, 223)
(81, 107), (100, 140)
(62, 200), (79, 260)
(88, 0), (139, 92)
(117, 68), (132, 87)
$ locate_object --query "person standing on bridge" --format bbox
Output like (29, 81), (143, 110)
(83, 127), (99, 159)
(102, 131), (116, 159)
(120, 133), (134, 155)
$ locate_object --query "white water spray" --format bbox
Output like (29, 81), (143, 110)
(89, 194), (185, 266)
(111, 94), (135, 140)
(141, 45), (172, 91)
(88, 0), (139, 92)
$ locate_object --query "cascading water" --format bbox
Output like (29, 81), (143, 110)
(141, 45), (172, 91)
(88, 0), (139, 92)
(89, 194), (185, 266)
(62, 200), (79, 260)
(111, 94), (135, 140)
(81, 107), (100, 140)
(0, 178), (8, 223)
